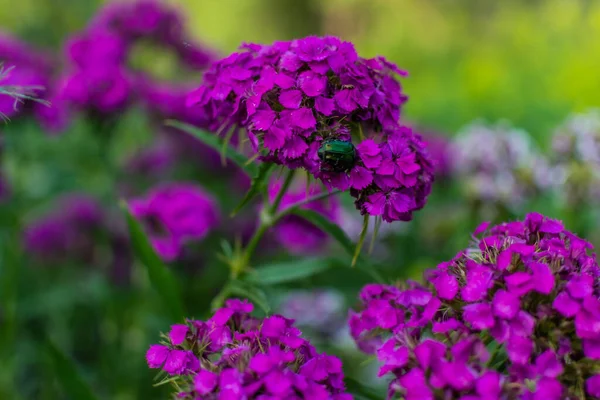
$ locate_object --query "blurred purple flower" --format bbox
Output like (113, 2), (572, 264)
(551, 109), (600, 205)
(450, 120), (553, 209)
(128, 182), (219, 261)
(23, 194), (103, 262)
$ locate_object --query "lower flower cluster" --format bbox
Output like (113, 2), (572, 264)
(350, 212), (600, 399)
(146, 299), (351, 399)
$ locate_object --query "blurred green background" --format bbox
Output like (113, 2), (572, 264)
(1, 0), (599, 139)
(1, 0), (600, 399)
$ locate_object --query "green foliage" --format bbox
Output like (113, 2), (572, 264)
(44, 337), (99, 400)
(165, 120), (258, 176)
(123, 204), (186, 321)
(245, 257), (333, 285)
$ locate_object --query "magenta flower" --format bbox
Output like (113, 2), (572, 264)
(55, 1), (215, 121)
(187, 36), (434, 222)
(146, 299), (351, 399)
(351, 212), (600, 399)
(23, 194), (103, 262)
(128, 182), (219, 261)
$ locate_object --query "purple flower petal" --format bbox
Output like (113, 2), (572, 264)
(279, 89), (303, 109)
(506, 335), (533, 365)
(314, 96), (335, 116)
(146, 344), (169, 368)
(492, 290), (520, 319)
(297, 71), (327, 97)
(194, 369), (218, 394)
(290, 108), (316, 130)
(252, 109), (276, 131)
(168, 324), (189, 346)
(552, 291), (580, 317)
(463, 303), (495, 330)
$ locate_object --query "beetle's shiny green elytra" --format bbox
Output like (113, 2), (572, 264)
(317, 139), (357, 172)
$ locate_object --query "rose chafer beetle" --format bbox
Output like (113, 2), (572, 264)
(317, 139), (357, 172)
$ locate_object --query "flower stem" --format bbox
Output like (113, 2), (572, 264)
(284, 189), (342, 213)
(270, 169), (295, 214)
(233, 169), (296, 277)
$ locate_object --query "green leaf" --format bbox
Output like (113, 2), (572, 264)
(45, 337), (98, 400)
(288, 209), (355, 256)
(245, 257), (332, 285)
(231, 162), (275, 216)
(352, 215), (370, 267)
(165, 120), (257, 176)
(287, 209), (385, 283)
(228, 280), (271, 314)
(122, 203), (185, 320)
(344, 377), (383, 400)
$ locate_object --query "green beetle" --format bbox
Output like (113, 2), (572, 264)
(317, 139), (357, 172)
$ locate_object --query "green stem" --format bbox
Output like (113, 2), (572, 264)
(270, 170), (295, 214)
(233, 169), (296, 277)
(285, 189), (342, 213)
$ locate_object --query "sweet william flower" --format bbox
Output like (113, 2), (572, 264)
(129, 182), (219, 261)
(187, 36), (434, 222)
(145, 299), (351, 399)
(351, 212), (600, 399)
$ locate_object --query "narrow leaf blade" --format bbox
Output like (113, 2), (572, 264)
(122, 203), (185, 320)
(228, 280), (271, 314)
(344, 377), (383, 400)
(245, 257), (331, 285)
(288, 209), (355, 256)
(45, 337), (98, 400)
(165, 120), (257, 176)
(231, 162), (275, 216)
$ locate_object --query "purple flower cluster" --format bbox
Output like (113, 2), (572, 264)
(187, 36), (434, 222)
(350, 212), (600, 399)
(56, 0), (214, 120)
(267, 179), (340, 254)
(450, 121), (552, 209)
(0, 32), (53, 120)
(23, 194), (103, 262)
(129, 182), (219, 261)
(146, 298), (351, 399)
(551, 109), (600, 205)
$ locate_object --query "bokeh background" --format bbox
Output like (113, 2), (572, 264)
(1, 0), (599, 399)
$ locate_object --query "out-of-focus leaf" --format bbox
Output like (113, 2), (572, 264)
(164, 120), (258, 176)
(45, 337), (98, 400)
(286, 209), (385, 282)
(231, 161), (275, 216)
(344, 377), (383, 400)
(122, 203), (185, 320)
(228, 280), (271, 314)
(288, 209), (355, 256)
(245, 257), (332, 285)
